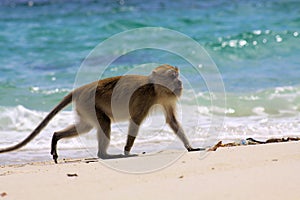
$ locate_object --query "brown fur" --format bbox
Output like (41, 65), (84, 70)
(0, 64), (201, 163)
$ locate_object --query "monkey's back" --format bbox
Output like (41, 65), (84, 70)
(72, 75), (155, 122)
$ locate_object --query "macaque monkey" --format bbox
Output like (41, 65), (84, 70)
(0, 64), (201, 163)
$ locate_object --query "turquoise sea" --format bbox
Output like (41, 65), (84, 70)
(0, 0), (300, 165)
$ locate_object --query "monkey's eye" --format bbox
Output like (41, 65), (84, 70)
(170, 71), (178, 79)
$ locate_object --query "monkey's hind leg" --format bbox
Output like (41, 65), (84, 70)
(124, 119), (140, 156)
(95, 109), (114, 159)
(96, 109), (130, 159)
(97, 129), (126, 159)
(51, 123), (92, 163)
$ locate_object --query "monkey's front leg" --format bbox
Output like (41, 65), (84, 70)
(174, 124), (202, 151)
(124, 120), (139, 155)
(167, 114), (204, 152)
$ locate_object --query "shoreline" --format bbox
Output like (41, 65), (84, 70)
(1, 141), (300, 199)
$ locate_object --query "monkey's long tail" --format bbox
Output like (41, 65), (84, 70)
(0, 93), (73, 153)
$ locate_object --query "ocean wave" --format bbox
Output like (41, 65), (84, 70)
(0, 105), (77, 149)
(182, 85), (300, 117)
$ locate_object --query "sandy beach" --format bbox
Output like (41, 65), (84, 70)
(1, 141), (300, 200)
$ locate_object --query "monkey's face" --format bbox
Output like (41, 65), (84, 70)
(150, 65), (183, 97)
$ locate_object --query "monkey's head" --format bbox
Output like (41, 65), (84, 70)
(149, 64), (183, 98)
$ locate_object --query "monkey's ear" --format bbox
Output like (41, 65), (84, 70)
(149, 70), (156, 83)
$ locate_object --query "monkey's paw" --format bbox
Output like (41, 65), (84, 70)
(52, 154), (58, 164)
(187, 147), (205, 152)
(124, 151), (138, 157)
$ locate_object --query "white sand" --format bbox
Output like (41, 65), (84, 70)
(1, 142), (300, 200)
